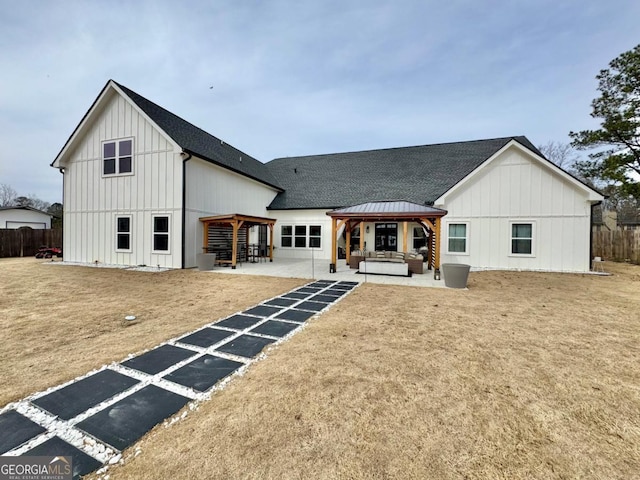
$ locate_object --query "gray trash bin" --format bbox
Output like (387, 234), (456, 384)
(442, 263), (470, 288)
(197, 253), (217, 271)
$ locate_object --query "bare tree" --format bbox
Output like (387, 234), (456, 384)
(0, 183), (18, 207)
(538, 141), (580, 170)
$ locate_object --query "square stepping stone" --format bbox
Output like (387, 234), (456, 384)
(275, 309), (316, 323)
(296, 301), (327, 312)
(163, 355), (243, 392)
(315, 279), (336, 285)
(323, 288), (347, 297)
(250, 320), (301, 338)
(0, 410), (46, 454)
(243, 305), (282, 318)
(216, 314), (263, 330)
(339, 281), (359, 286)
(32, 369), (139, 420)
(121, 345), (196, 375)
(332, 283), (355, 290)
(295, 287), (321, 294)
(24, 436), (102, 480)
(76, 385), (189, 451)
(308, 294), (337, 304)
(282, 292), (312, 300)
(215, 334), (275, 358)
(177, 327), (234, 348)
(308, 282), (332, 288)
(264, 297), (298, 307)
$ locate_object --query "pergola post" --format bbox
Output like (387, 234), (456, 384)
(268, 223), (274, 262)
(331, 217), (337, 272)
(359, 221), (365, 250)
(345, 220), (351, 264)
(231, 220), (239, 269)
(434, 217), (441, 271)
(402, 221), (408, 252)
(202, 221), (209, 253)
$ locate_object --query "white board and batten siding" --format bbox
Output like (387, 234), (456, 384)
(62, 90), (184, 268)
(183, 157), (279, 268)
(436, 144), (599, 272)
(269, 209), (333, 260)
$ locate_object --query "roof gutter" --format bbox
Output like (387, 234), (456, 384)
(181, 151), (192, 269)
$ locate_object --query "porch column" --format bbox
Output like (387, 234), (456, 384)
(359, 221), (365, 250)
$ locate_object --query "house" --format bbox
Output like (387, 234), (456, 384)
(0, 206), (53, 229)
(51, 80), (604, 273)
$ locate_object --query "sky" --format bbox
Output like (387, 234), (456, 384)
(0, 0), (638, 204)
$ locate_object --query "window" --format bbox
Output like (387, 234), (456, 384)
(281, 226), (292, 247)
(448, 223), (467, 253)
(116, 216), (131, 251)
(294, 226), (307, 247)
(511, 223), (533, 255)
(103, 138), (133, 176)
(153, 215), (170, 253)
(309, 225), (322, 248)
(281, 224), (322, 248)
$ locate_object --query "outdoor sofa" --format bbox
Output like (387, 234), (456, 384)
(349, 250), (424, 274)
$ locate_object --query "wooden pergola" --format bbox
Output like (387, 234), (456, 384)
(326, 201), (448, 273)
(199, 214), (276, 269)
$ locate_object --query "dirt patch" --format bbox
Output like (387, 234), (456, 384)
(2, 258), (639, 478)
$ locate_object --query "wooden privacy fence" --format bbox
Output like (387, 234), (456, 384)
(592, 229), (640, 264)
(0, 229), (63, 258)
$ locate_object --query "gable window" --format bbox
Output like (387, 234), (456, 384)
(511, 223), (533, 255)
(116, 216), (132, 252)
(103, 138), (133, 176)
(153, 215), (170, 253)
(447, 223), (468, 254)
(281, 226), (292, 247)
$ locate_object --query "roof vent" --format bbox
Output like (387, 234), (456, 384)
(239, 156), (242, 162)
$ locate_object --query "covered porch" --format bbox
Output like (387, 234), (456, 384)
(327, 201), (448, 276)
(199, 214), (277, 269)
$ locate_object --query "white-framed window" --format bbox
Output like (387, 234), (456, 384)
(510, 222), (534, 256)
(103, 138), (134, 176)
(152, 215), (170, 253)
(280, 224), (322, 248)
(281, 225), (292, 247)
(447, 222), (468, 254)
(309, 225), (322, 248)
(115, 215), (132, 252)
(294, 225), (307, 247)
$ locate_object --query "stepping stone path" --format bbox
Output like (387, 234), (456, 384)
(0, 280), (358, 479)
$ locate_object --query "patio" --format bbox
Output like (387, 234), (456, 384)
(208, 256), (446, 288)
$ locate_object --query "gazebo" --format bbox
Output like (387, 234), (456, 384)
(199, 214), (277, 269)
(327, 201), (447, 274)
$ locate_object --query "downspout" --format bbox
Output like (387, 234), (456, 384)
(181, 151), (192, 269)
(590, 201), (602, 271)
(59, 167), (65, 249)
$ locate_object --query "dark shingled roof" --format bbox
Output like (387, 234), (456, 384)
(265, 136), (542, 210)
(114, 81), (282, 191)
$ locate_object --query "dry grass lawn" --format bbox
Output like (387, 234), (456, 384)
(2, 258), (640, 479)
